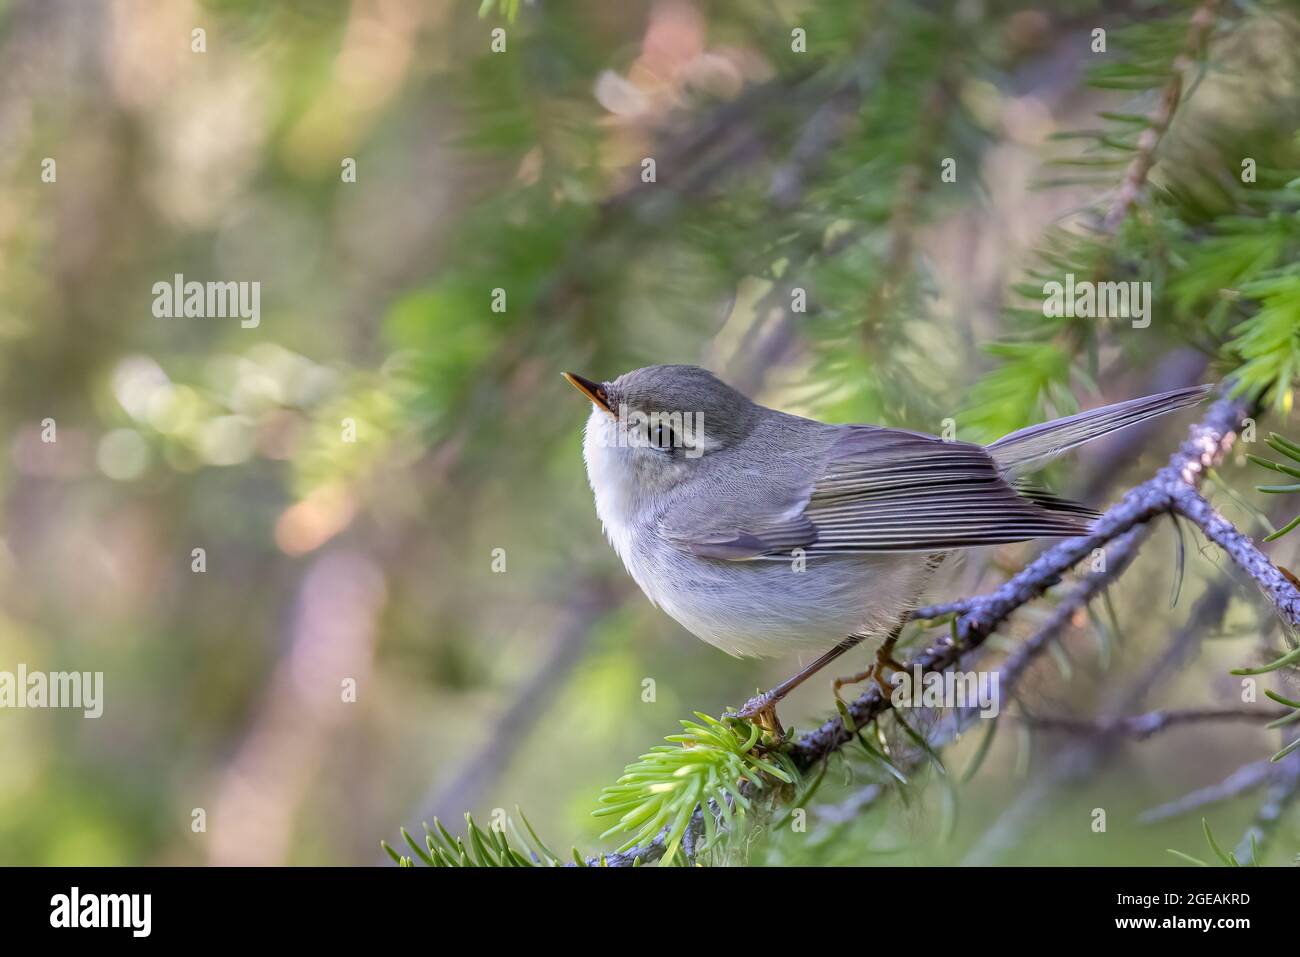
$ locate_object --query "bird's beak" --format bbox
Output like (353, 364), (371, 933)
(563, 372), (614, 416)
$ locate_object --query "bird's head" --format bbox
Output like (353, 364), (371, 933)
(563, 364), (759, 506)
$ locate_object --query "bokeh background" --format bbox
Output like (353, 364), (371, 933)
(0, 0), (1297, 866)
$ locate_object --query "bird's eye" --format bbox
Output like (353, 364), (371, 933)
(649, 424), (675, 451)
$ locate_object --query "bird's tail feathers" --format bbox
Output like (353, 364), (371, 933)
(987, 384), (1212, 475)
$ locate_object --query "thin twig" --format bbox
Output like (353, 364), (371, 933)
(1139, 759), (1277, 824)
(1234, 752), (1300, 862)
(1021, 706), (1286, 740)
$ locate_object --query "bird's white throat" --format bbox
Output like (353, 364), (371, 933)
(581, 407), (647, 567)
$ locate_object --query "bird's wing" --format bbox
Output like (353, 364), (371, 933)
(660, 427), (1093, 559)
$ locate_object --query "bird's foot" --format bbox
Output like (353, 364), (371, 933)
(833, 646), (906, 700)
(833, 665), (889, 700)
(724, 691), (786, 738)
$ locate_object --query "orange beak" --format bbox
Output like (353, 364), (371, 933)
(563, 372), (614, 415)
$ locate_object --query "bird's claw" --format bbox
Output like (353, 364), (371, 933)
(833, 665), (890, 700)
(834, 647), (906, 701)
(724, 692), (786, 737)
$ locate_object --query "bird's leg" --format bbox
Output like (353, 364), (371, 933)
(725, 636), (865, 735)
(833, 624), (906, 701)
(728, 691), (784, 737)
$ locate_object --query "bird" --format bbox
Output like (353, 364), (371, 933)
(564, 364), (1209, 733)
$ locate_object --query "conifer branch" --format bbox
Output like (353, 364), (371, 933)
(963, 580), (1237, 865)
(1233, 756), (1300, 862)
(793, 388), (1293, 770)
(1101, 0), (1222, 232)
(996, 524), (1149, 694)
(860, 59), (960, 337)
(1170, 483), (1300, 628)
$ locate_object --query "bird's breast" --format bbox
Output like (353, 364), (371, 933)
(629, 538), (933, 659)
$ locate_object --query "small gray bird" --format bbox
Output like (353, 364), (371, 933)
(565, 365), (1208, 731)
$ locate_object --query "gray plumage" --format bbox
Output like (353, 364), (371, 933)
(571, 365), (1208, 660)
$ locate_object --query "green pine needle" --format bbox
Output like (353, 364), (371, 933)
(383, 811), (581, 868)
(1251, 433), (1300, 540)
(592, 712), (798, 865)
